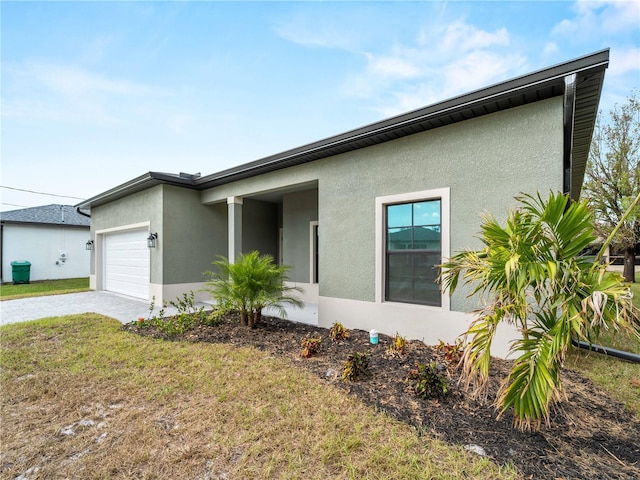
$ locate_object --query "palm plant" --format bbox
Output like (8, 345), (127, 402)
(440, 192), (639, 430)
(205, 251), (303, 328)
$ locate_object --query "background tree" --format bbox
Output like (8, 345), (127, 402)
(583, 92), (640, 282)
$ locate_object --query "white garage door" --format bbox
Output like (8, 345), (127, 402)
(104, 229), (150, 300)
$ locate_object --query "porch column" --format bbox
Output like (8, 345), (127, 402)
(227, 196), (243, 263)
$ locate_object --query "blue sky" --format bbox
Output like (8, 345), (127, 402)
(1, 1), (638, 211)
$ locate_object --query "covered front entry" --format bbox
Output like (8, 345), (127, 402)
(103, 229), (150, 299)
(206, 182), (320, 307)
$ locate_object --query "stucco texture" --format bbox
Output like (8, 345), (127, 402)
(202, 97), (563, 311)
(320, 97), (563, 311)
(89, 186), (163, 281)
(92, 97), (563, 314)
(162, 186), (227, 284)
(283, 190), (318, 282)
(90, 185), (227, 286)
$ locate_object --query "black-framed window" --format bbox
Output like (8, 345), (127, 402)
(385, 199), (441, 306)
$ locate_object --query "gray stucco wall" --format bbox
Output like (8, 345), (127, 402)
(282, 189), (318, 282)
(203, 97), (564, 311)
(162, 185), (227, 284)
(89, 185), (228, 286)
(89, 186), (163, 280)
(318, 97), (564, 309)
(241, 198), (278, 260)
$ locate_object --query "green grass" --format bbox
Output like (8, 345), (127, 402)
(0, 315), (520, 480)
(0, 277), (89, 300)
(566, 282), (640, 416)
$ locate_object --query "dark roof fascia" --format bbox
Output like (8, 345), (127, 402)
(195, 49), (610, 189)
(76, 172), (199, 210)
(78, 49), (608, 208)
(569, 61), (607, 199)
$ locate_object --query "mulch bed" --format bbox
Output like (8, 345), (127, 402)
(124, 315), (640, 480)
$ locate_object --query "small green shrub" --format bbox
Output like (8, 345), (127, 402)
(153, 314), (193, 337)
(408, 362), (448, 399)
(387, 332), (407, 356)
(145, 292), (206, 337)
(301, 336), (322, 358)
(147, 296), (166, 322)
(169, 292), (207, 321)
(329, 322), (349, 342)
(342, 352), (369, 382)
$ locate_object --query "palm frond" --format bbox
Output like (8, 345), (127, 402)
(497, 311), (569, 430)
(439, 190), (637, 430)
(203, 251), (304, 325)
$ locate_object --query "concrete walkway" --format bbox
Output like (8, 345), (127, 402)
(0, 290), (319, 327)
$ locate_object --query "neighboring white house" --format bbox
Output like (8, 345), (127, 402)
(0, 204), (91, 283)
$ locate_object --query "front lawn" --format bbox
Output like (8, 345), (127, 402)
(0, 315), (516, 480)
(0, 277), (89, 300)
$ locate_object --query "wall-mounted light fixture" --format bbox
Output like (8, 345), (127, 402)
(85, 240), (94, 251)
(147, 232), (158, 248)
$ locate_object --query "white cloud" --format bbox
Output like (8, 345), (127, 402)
(275, 23), (351, 49)
(443, 51), (524, 94)
(551, 18), (577, 35)
(438, 21), (510, 52)
(276, 8), (526, 116)
(553, 0), (640, 37)
(543, 42), (559, 56)
(374, 50), (526, 117)
(28, 62), (160, 97)
(274, 11), (361, 50)
(338, 18), (525, 117)
(365, 52), (422, 79)
(609, 47), (640, 76)
(2, 61), (165, 125)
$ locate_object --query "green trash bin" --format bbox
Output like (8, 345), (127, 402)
(11, 261), (31, 285)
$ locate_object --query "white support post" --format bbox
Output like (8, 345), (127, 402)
(227, 197), (243, 263)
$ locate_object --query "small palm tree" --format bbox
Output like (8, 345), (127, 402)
(440, 192), (639, 430)
(205, 251), (303, 328)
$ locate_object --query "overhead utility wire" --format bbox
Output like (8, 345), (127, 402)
(0, 185), (86, 200)
(1, 202), (29, 208)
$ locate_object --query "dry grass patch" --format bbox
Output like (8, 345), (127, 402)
(1, 315), (518, 479)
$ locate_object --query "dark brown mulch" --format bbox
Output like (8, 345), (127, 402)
(124, 315), (640, 480)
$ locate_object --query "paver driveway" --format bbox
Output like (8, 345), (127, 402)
(0, 291), (318, 327)
(0, 291), (152, 326)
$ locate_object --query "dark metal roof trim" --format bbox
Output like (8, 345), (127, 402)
(77, 49), (609, 209)
(76, 172), (200, 209)
(194, 49), (609, 189)
(563, 73), (578, 197)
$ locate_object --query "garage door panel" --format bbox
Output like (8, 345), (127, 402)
(106, 258), (148, 269)
(108, 266), (148, 277)
(104, 230), (150, 300)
